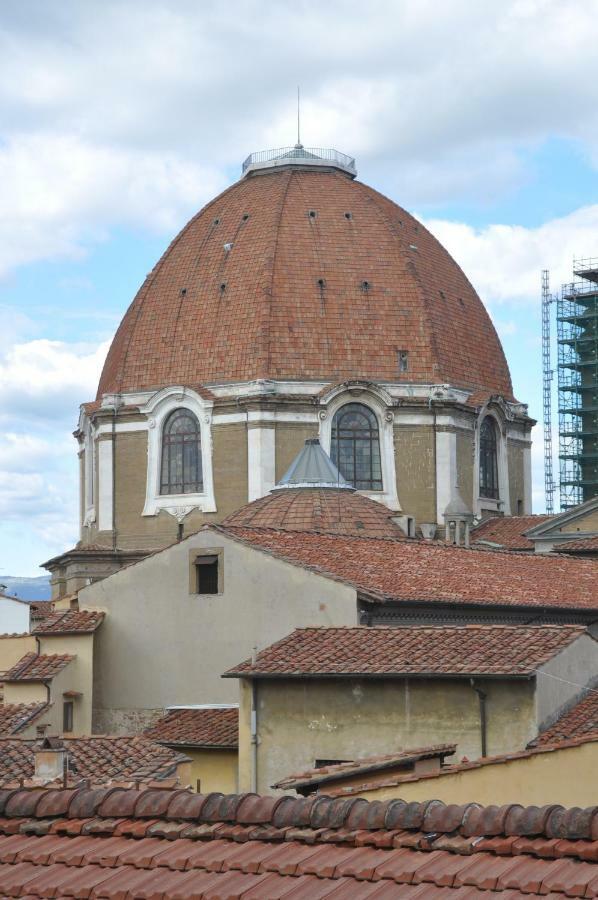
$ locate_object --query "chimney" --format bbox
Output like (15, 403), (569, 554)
(34, 737), (66, 782)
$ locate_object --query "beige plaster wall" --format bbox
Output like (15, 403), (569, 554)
(3, 681), (47, 705)
(0, 634), (36, 675)
(456, 428), (475, 509)
(535, 634), (598, 729)
(38, 633), (95, 735)
(184, 748), (238, 794)
(349, 740), (598, 807)
(393, 426), (436, 523)
(559, 508), (598, 533)
(79, 529), (357, 733)
(238, 676), (537, 794)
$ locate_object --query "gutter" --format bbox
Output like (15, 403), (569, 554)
(250, 646), (258, 792)
(470, 679), (488, 757)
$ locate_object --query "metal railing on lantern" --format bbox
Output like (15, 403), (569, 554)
(242, 146), (357, 177)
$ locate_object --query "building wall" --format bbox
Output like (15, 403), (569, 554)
(275, 424), (318, 482)
(559, 508), (598, 533)
(535, 634), (598, 730)
(0, 634), (35, 674)
(79, 529), (357, 733)
(456, 428), (474, 510)
(0, 598), (30, 636)
(37, 633), (95, 735)
(238, 676), (537, 794)
(183, 748), (238, 794)
(393, 426), (436, 523)
(507, 439), (527, 515)
(347, 740), (598, 807)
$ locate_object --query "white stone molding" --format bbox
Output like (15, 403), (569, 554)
(83, 420), (96, 526)
(141, 386), (216, 516)
(473, 405), (511, 518)
(97, 439), (114, 531)
(247, 426), (276, 501)
(318, 387), (401, 511)
(435, 430), (455, 525)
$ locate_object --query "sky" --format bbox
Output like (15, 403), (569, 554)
(2, 0), (598, 576)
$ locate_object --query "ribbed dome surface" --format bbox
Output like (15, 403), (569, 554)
(98, 167), (513, 398)
(222, 488), (405, 539)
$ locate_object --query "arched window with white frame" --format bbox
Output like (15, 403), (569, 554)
(160, 408), (203, 495)
(330, 402), (382, 490)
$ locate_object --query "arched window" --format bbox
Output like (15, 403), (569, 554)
(330, 403), (382, 490)
(160, 409), (203, 495)
(479, 417), (499, 499)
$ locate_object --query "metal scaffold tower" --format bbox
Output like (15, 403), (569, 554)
(541, 270), (555, 514)
(557, 258), (598, 509)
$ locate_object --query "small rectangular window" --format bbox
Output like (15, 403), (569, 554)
(196, 555), (219, 594)
(398, 350), (409, 373)
(63, 701), (74, 733)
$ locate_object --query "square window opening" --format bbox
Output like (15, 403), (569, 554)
(196, 555), (219, 594)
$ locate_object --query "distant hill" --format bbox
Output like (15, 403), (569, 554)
(0, 575), (51, 601)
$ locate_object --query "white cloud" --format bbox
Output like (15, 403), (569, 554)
(0, 338), (109, 420)
(423, 205), (598, 306)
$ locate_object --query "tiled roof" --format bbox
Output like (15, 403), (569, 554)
(222, 489), (406, 539)
(29, 601), (55, 621)
(221, 525), (598, 609)
(225, 624), (586, 678)
(559, 536), (598, 552)
(324, 732), (598, 797)
(3, 653), (74, 682)
(0, 736), (189, 784)
(273, 745), (456, 792)
(1, 788), (598, 897)
(31, 609), (104, 635)
(471, 515), (552, 550)
(531, 692), (598, 747)
(145, 707), (238, 749)
(98, 168), (513, 399)
(0, 704), (49, 736)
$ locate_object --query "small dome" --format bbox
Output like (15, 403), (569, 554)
(97, 154), (513, 399)
(222, 487), (405, 539)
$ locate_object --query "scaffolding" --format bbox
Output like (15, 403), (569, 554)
(557, 258), (598, 508)
(541, 271), (555, 514)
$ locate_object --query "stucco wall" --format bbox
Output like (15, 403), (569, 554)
(535, 633), (598, 729)
(348, 740), (598, 807)
(38, 633), (95, 735)
(184, 748), (238, 794)
(0, 598), (30, 637)
(0, 634), (35, 674)
(79, 529), (357, 733)
(393, 426), (436, 523)
(507, 440), (526, 515)
(239, 676), (537, 794)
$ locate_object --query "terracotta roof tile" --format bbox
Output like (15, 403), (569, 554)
(220, 525), (598, 609)
(0, 787), (597, 896)
(28, 602), (54, 622)
(3, 653), (74, 682)
(97, 168), (513, 399)
(144, 707), (238, 749)
(471, 515), (552, 550)
(31, 610), (104, 635)
(225, 624), (587, 678)
(559, 536), (598, 552)
(0, 704), (49, 736)
(0, 736), (189, 784)
(531, 692), (598, 747)
(222, 489), (407, 539)
(273, 745), (457, 792)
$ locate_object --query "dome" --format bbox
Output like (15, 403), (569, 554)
(222, 487), (405, 539)
(97, 149), (513, 399)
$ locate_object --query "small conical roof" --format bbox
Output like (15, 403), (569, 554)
(274, 439), (353, 490)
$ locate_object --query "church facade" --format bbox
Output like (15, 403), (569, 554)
(45, 145), (533, 596)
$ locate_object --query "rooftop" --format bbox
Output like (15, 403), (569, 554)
(225, 624), (587, 679)
(31, 609), (104, 635)
(219, 525), (598, 610)
(471, 515), (552, 551)
(0, 735), (189, 784)
(1, 787), (598, 897)
(242, 144), (357, 177)
(531, 691), (598, 747)
(3, 653), (74, 683)
(272, 745), (457, 794)
(145, 707), (238, 749)
(0, 704), (49, 736)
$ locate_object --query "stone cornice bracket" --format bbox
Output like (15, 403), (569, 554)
(165, 506), (193, 523)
